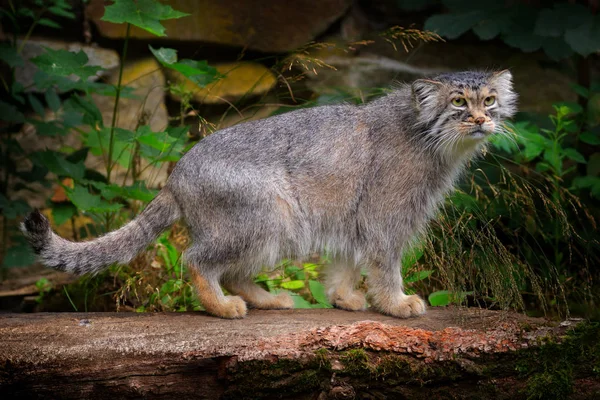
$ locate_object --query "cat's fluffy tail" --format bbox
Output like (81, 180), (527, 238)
(21, 189), (180, 275)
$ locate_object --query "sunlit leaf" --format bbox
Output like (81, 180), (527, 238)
(101, 0), (190, 37)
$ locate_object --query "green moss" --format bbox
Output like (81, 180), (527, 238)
(314, 348), (331, 371)
(517, 322), (600, 400)
(339, 348), (373, 376)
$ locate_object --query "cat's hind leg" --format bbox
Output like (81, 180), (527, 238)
(324, 258), (366, 311)
(223, 277), (294, 310)
(188, 266), (247, 319)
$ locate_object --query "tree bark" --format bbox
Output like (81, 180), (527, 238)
(0, 308), (597, 399)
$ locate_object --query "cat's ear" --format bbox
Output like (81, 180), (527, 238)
(490, 70), (513, 91)
(411, 79), (443, 110)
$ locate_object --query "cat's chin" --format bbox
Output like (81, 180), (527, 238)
(468, 130), (490, 140)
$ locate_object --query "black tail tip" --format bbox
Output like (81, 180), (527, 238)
(23, 209), (50, 236)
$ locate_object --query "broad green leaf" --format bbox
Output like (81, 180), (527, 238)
(136, 126), (178, 151)
(280, 280), (305, 290)
(121, 182), (158, 202)
(31, 150), (85, 179)
(405, 270), (433, 284)
(401, 245), (424, 269)
(308, 280), (332, 307)
(48, 5), (76, 19)
(66, 184), (122, 212)
(587, 153), (600, 176)
(29, 120), (63, 137)
(38, 18), (61, 29)
(534, 8), (563, 37)
(522, 141), (544, 161)
(27, 93), (45, 117)
(52, 203), (77, 225)
(31, 48), (101, 80)
(149, 46), (177, 64)
(0, 44), (24, 67)
(44, 89), (61, 112)
(149, 46), (219, 87)
(563, 148), (586, 164)
(502, 30), (543, 52)
(0, 196), (30, 220)
(428, 290), (450, 307)
(101, 0), (190, 37)
(542, 37), (574, 61)
(86, 127), (134, 168)
(428, 290), (471, 306)
(0, 100), (25, 123)
(564, 15), (600, 57)
(424, 11), (484, 39)
(291, 293), (312, 308)
(3, 245), (36, 268)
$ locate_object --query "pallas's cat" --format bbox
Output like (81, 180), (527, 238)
(23, 70), (517, 319)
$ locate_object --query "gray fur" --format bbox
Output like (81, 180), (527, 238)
(23, 70), (517, 318)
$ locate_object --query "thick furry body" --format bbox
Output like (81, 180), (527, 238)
(23, 71), (517, 319)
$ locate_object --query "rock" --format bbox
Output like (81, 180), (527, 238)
(86, 0), (353, 53)
(15, 39), (119, 92)
(303, 37), (576, 114)
(166, 61), (276, 104)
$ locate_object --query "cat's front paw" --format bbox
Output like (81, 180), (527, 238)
(377, 294), (427, 318)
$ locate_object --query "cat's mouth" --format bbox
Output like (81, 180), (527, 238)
(468, 129), (491, 139)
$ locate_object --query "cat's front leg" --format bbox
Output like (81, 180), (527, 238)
(366, 258), (426, 318)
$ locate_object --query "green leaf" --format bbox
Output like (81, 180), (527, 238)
(563, 148), (587, 164)
(31, 150), (85, 179)
(31, 48), (101, 80)
(149, 46), (219, 87)
(27, 93), (45, 117)
(401, 245), (424, 269)
(48, 5), (76, 19)
(503, 30), (543, 52)
(0, 100), (25, 123)
(101, 0), (190, 37)
(290, 293), (312, 309)
(424, 11), (484, 39)
(308, 280), (332, 307)
(405, 270), (433, 284)
(534, 7), (564, 37)
(428, 290), (450, 307)
(523, 141), (544, 161)
(0, 43), (24, 67)
(121, 182), (158, 202)
(542, 37), (574, 61)
(136, 125), (178, 151)
(587, 153), (600, 176)
(52, 203), (76, 225)
(149, 46), (177, 64)
(0, 196), (30, 220)
(44, 89), (61, 112)
(428, 290), (471, 306)
(66, 185), (122, 212)
(280, 280), (305, 290)
(3, 245), (36, 268)
(564, 15), (600, 57)
(38, 18), (61, 29)
(29, 120), (63, 137)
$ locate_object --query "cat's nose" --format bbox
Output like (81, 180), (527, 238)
(474, 117), (485, 125)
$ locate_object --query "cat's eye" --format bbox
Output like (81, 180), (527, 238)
(484, 96), (496, 106)
(451, 97), (466, 107)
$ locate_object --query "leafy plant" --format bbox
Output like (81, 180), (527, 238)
(421, 1), (600, 60)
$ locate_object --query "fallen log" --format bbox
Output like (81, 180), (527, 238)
(0, 308), (598, 399)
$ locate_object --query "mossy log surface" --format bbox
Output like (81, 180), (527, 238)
(0, 308), (597, 399)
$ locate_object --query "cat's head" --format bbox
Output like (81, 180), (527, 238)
(410, 70), (517, 158)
